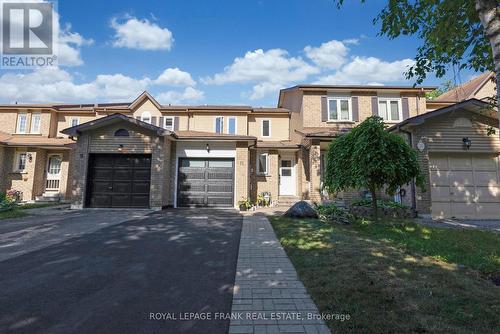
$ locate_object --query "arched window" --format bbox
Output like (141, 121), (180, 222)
(114, 129), (129, 137)
(141, 111), (151, 124)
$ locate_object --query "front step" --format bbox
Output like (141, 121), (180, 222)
(277, 196), (301, 207)
(35, 192), (62, 203)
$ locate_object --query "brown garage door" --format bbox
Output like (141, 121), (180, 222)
(86, 154), (151, 208)
(177, 158), (234, 207)
(429, 153), (500, 219)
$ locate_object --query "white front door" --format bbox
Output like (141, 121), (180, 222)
(46, 155), (62, 192)
(279, 158), (296, 195)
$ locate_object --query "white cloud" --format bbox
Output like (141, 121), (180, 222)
(202, 48), (318, 100)
(154, 68), (196, 86)
(156, 87), (205, 105)
(313, 56), (415, 85)
(0, 67), (201, 103)
(58, 25), (94, 66)
(304, 40), (350, 69)
(110, 16), (173, 51)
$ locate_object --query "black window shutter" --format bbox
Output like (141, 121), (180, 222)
(174, 116), (180, 131)
(321, 96), (328, 122)
(151, 116), (157, 126)
(351, 96), (359, 121)
(371, 97), (379, 116)
(402, 97), (410, 119)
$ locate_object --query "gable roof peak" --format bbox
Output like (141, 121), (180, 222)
(129, 91), (162, 110)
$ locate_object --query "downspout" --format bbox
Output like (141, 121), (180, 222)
(398, 126), (417, 212)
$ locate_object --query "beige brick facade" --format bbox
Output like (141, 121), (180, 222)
(0, 87), (440, 210)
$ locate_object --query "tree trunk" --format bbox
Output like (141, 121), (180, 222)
(369, 184), (378, 222)
(476, 0), (500, 131)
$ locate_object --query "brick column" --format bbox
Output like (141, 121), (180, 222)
(71, 134), (90, 209)
(235, 141), (249, 207)
(309, 140), (321, 203)
(0, 146), (6, 194)
(149, 136), (164, 210)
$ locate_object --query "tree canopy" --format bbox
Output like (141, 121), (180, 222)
(334, 0), (495, 84)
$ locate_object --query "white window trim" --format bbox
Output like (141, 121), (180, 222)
(164, 116), (175, 131)
(69, 117), (80, 127)
(257, 152), (269, 175)
(261, 119), (271, 138)
(30, 112), (41, 134)
(327, 97), (352, 122)
(47, 154), (62, 176)
(13, 151), (27, 173)
(16, 113), (27, 134)
(227, 117), (237, 134)
(377, 97), (403, 123)
(141, 111), (152, 124)
(214, 116), (224, 134)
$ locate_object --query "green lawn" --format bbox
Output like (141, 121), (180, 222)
(0, 202), (63, 220)
(0, 209), (27, 220)
(270, 217), (500, 333)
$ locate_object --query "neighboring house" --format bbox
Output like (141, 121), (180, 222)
(390, 99), (500, 219)
(427, 72), (496, 111)
(0, 109), (74, 202)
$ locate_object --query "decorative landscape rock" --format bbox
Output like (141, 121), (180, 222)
(283, 201), (318, 218)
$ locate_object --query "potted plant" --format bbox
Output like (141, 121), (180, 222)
(238, 198), (252, 211)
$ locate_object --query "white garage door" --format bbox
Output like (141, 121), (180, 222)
(429, 154), (500, 219)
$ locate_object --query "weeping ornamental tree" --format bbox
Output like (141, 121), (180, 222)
(324, 117), (424, 220)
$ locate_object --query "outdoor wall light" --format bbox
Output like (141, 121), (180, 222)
(206, 143), (210, 153)
(462, 137), (472, 150)
(27, 153), (32, 162)
(118, 144), (124, 152)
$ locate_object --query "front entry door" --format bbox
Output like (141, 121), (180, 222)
(279, 158), (295, 195)
(46, 154), (62, 192)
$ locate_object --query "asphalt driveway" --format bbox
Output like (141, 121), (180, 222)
(0, 208), (242, 334)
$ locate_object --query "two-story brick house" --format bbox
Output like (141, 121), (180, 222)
(1, 78), (499, 219)
(0, 86), (435, 209)
(278, 84), (432, 203)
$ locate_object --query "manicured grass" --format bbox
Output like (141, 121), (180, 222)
(0, 209), (27, 220)
(0, 202), (62, 220)
(18, 202), (63, 210)
(269, 217), (500, 333)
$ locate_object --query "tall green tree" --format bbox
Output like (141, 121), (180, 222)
(334, 0), (500, 126)
(324, 116), (424, 220)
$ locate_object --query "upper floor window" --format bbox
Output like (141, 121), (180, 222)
(378, 98), (402, 122)
(30, 113), (41, 133)
(70, 117), (79, 127)
(164, 116), (175, 131)
(328, 98), (351, 121)
(215, 116), (224, 134)
(141, 111), (151, 124)
(227, 117), (237, 134)
(261, 120), (271, 137)
(16, 113), (27, 133)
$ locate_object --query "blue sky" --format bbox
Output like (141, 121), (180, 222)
(0, 0), (479, 106)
